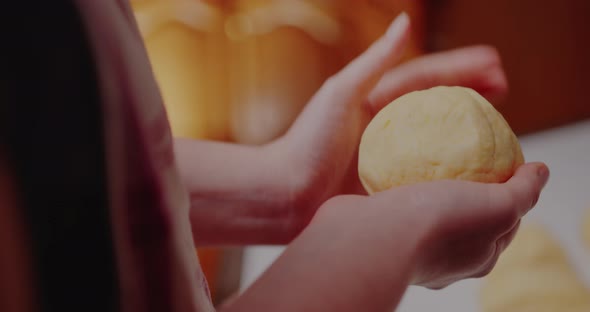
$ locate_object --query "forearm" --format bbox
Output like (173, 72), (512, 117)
(174, 138), (303, 246)
(221, 198), (424, 312)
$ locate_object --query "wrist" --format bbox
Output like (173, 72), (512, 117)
(364, 189), (437, 285)
(315, 193), (428, 265)
(264, 139), (326, 238)
(300, 194), (428, 309)
(175, 138), (304, 245)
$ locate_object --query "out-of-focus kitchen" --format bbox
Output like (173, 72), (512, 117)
(131, 0), (590, 310)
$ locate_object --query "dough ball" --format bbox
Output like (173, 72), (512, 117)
(480, 224), (590, 312)
(358, 86), (524, 194)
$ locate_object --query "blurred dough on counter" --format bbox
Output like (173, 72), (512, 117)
(358, 86), (523, 194)
(480, 223), (590, 312)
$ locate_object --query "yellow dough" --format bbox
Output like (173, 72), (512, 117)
(358, 86), (524, 194)
(480, 224), (590, 312)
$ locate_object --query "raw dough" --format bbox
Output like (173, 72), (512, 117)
(480, 224), (590, 312)
(358, 86), (524, 194)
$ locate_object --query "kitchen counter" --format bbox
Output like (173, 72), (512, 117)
(239, 119), (590, 311)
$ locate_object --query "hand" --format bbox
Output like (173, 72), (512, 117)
(225, 162), (549, 312)
(367, 162), (550, 289)
(273, 12), (510, 230)
(175, 12), (511, 246)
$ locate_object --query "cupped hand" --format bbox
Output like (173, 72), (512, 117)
(273, 12), (510, 226)
(369, 162), (550, 289)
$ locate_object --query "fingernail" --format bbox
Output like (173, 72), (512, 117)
(537, 165), (549, 187)
(386, 12), (410, 39)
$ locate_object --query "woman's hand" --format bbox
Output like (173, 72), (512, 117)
(275, 12), (509, 229)
(372, 162), (549, 289)
(221, 163), (549, 312)
(179, 12), (511, 245)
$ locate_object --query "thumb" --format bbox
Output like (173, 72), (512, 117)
(503, 162), (550, 218)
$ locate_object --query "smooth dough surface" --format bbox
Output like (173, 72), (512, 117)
(358, 86), (524, 194)
(480, 224), (590, 312)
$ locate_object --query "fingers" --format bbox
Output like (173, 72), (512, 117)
(327, 12), (411, 104)
(502, 162), (550, 217)
(289, 12), (411, 130)
(372, 162), (549, 222)
(283, 12), (411, 165)
(474, 219), (521, 280)
(476, 162), (548, 236)
(496, 219), (521, 253)
(367, 45), (508, 114)
(462, 162), (548, 238)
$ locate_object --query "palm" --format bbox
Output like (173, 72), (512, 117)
(286, 47), (506, 202)
(276, 14), (508, 225)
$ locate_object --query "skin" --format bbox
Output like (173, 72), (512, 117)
(177, 13), (514, 246)
(2, 5), (549, 312)
(219, 164), (548, 311)
(177, 13), (549, 311)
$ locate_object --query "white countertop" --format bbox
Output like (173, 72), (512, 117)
(239, 119), (590, 311)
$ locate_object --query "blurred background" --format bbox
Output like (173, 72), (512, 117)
(131, 0), (424, 305)
(130, 0), (590, 309)
(3, 0), (587, 311)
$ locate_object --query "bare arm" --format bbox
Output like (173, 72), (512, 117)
(219, 163), (548, 312)
(175, 13), (509, 247)
(219, 195), (425, 312)
(175, 14), (412, 247)
(174, 139), (305, 246)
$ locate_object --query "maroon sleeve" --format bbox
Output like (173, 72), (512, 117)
(72, 1), (215, 311)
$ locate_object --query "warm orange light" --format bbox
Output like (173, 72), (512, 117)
(132, 0), (423, 144)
